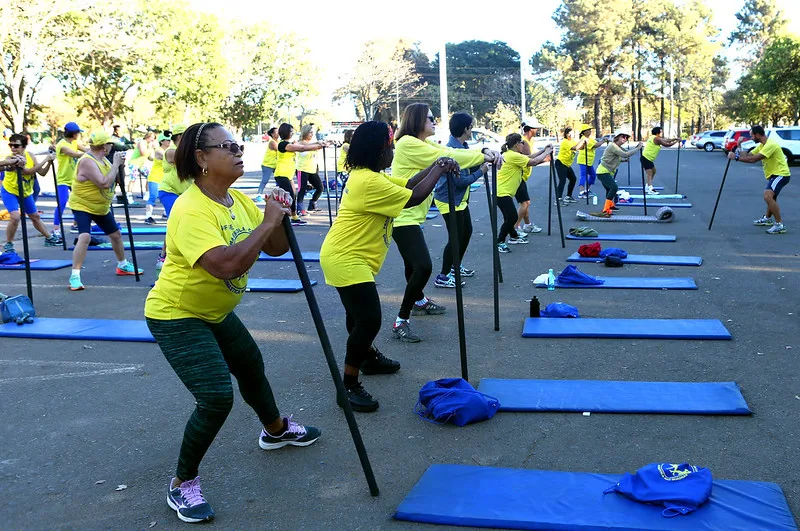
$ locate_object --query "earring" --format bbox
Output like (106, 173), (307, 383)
(202, 166), (208, 176)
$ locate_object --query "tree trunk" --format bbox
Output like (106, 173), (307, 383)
(593, 93), (601, 134)
(631, 82), (637, 139)
(609, 95), (615, 133)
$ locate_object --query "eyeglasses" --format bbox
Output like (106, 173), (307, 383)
(427, 116), (435, 123)
(200, 141), (242, 154)
(8, 143), (22, 148)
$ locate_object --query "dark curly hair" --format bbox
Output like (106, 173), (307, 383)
(345, 121), (393, 173)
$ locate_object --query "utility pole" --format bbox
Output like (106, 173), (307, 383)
(439, 41), (448, 125)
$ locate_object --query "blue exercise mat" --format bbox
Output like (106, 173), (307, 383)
(521, 318), (731, 340)
(0, 318), (155, 342)
(617, 202), (692, 208)
(567, 252), (702, 266)
(246, 278), (315, 292)
(0, 259), (73, 271)
(70, 241), (163, 251)
(476, 379), (749, 414)
(91, 226), (166, 235)
(567, 233), (677, 242)
(619, 185), (664, 191)
(395, 464), (796, 530)
(230, 182), (258, 189)
(258, 251), (320, 262)
(426, 212), (438, 219)
(535, 277), (697, 289)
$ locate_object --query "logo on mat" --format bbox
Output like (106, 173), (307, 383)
(658, 463), (698, 481)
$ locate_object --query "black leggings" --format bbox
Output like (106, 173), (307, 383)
(146, 313), (280, 480)
(555, 160), (577, 199)
(298, 171), (323, 209)
(335, 282), (382, 369)
(273, 176), (297, 214)
(597, 172), (618, 201)
(392, 224), (432, 319)
(497, 196), (519, 242)
(441, 207), (473, 275)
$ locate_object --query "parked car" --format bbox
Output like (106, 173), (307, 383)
(693, 130), (726, 152)
(722, 129), (751, 153)
(432, 126), (504, 151)
(739, 127), (800, 163)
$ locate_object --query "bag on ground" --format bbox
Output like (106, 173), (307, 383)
(415, 378), (499, 426)
(604, 463), (712, 517)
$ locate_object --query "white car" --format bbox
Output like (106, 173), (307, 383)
(432, 126), (504, 151)
(740, 127), (800, 163)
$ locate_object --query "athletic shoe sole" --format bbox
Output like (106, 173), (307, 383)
(166, 496), (213, 523)
(259, 436), (320, 451)
(754, 222), (774, 226)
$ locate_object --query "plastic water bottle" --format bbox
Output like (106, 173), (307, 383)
(592, 195), (598, 206)
(530, 296), (541, 318)
(547, 268), (556, 291)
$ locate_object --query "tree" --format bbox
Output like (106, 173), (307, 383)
(335, 39), (424, 121)
(526, 81), (567, 134)
(0, 0), (81, 131)
(730, 0), (787, 63)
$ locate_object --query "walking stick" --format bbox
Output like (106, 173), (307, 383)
(281, 216), (380, 496)
(15, 169), (34, 302)
(547, 155), (553, 236)
(584, 143), (590, 206)
(483, 170), (503, 288)
(485, 167), (500, 331)
(445, 171), (468, 380)
(627, 138), (632, 186)
(640, 155), (648, 216)
(550, 159), (565, 248)
(50, 163), (67, 250)
(332, 144), (340, 214)
(322, 147), (332, 227)
(675, 141), (681, 194)
(708, 157), (732, 231)
(117, 163), (140, 282)
(490, 162), (503, 284)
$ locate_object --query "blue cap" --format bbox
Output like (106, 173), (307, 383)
(64, 122), (83, 133)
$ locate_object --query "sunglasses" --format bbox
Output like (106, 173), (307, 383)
(8, 143), (23, 148)
(201, 141), (242, 154)
(427, 116), (435, 123)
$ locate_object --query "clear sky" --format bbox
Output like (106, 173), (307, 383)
(197, 0), (800, 119)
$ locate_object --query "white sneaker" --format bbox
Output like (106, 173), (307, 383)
(646, 186), (659, 195)
(522, 223), (543, 233)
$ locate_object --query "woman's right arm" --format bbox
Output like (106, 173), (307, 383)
(405, 159), (458, 207)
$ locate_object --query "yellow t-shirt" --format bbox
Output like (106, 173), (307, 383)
(557, 138), (576, 166)
(275, 142), (296, 178)
(158, 146), (192, 195)
(56, 139), (80, 186)
(148, 148), (165, 183)
(337, 143), (349, 172)
(261, 139), (278, 168)
(392, 136), (484, 227)
(320, 168), (411, 287)
(68, 153), (114, 215)
(2, 152), (35, 196)
(295, 145), (317, 173)
(497, 150), (528, 197)
(642, 136), (661, 162)
(752, 138), (791, 179)
(145, 186), (264, 323)
(578, 137), (597, 166)
(434, 187), (470, 215)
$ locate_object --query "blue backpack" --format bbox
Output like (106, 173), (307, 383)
(0, 293), (36, 325)
(604, 463), (713, 517)
(415, 378), (500, 427)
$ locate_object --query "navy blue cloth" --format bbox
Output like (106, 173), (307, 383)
(415, 378), (499, 427)
(557, 265), (604, 285)
(604, 463), (713, 517)
(0, 252), (24, 265)
(433, 136), (484, 206)
(599, 247), (628, 258)
(540, 302), (580, 318)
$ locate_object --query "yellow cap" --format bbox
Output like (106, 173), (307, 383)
(171, 123), (187, 135)
(580, 124), (592, 133)
(88, 129), (112, 146)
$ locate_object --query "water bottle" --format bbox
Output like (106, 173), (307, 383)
(592, 195), (598, 206)
(530, 296), (541, 318)
(547, 268), (556, 291)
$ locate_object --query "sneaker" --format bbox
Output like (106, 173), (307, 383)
(291, 217), (307, 226)
(392, 320), (421, 343)
(69, 225), (79, 234)
(516, 230), (528, 239)
(253, 195), (265, 205)
(116, 261), (144, 276)
(610, 205), (620, 211)
(167, 476), (215, 523)
(259, 415), (321, 450)
(144, 216), (156, 225)
(434, 273), (459, 288)
(753, 216), (774, 226)
(411, 298), (446, 316)
(161, 214), (169, 220)
(563, 196), (577, 203)
(508, 236), (529, 244)
(646, 186), (659, 195)
(578, 190), (587, 197)
(497, 242), (511, 253)
(69, 274), (84, 291)
(588, 191), (597, 197)
(298, 210), (308, 216)
(337, 382), (379, 412)
(522, 223), (543, 233)
(452, 265), (475, 277)
(44, 234), (62, 247)
(766, 223), (786, 234)
(360, 348), (401, 374)
(3, 242), (15, 254)
(308, 203), (322, 212)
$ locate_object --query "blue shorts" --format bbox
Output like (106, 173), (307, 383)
(766, 175), (790, 199)
(158, 191), (179, 217)
(579, 165), (597, 186)
(640, 156), (655, 170)
(1, 187), (37, 215)
(73, 209), (119, 235)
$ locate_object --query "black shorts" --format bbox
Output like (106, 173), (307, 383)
(514, 180), (530, 203)
(73, 209), (120, 235)
(766, 175), (790, 198)
(640, 156), (655, 170)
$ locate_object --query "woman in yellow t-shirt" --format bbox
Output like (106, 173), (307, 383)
(390, 103), (500, 343)
(2, 133), (60, 253)
(295, 124), (326, 215)
(273, 123), (329, 225)
(52, 121), (88, 237)
(155, 124), (187, 271)
(555, 127), (579, 204)
(144, 134), (172, 224)
(144, 122), (320, 524)
(255, 127), (278, 204)
(574, 124), (609, 198)
(320, 121), (456, 413)
(495, 134), (553, 253)
(335, 129), (354, 191)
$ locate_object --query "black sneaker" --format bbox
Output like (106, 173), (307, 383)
(337, 382), (379, 412)
(144, 216), (156, 225)
(258, 415), (321, 450)
(610, 205), (620, 211)
(167, 476), (215, 523)
(161, 214), (169, 220)
(360, 348), (401, 375)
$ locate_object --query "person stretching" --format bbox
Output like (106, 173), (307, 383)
(145, 122), (319, 523)
(320, 121), (455, 412)
(516, 122), (543, 234)
(295, 124), (327, 214)
(575, 124), (608, 198)
(68, 130), (142, 290)
(255, 127), (278, 204)
(144, 134), (171, 224)
(155, 125), (188, 271)
(554, 127), (579, 204)
(596, 131), (643, 215)
(730, 125), (791, 234)
(641, 126), (680, 194)
(53, 121), (88, 238)
(273, 123), (327, 225)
